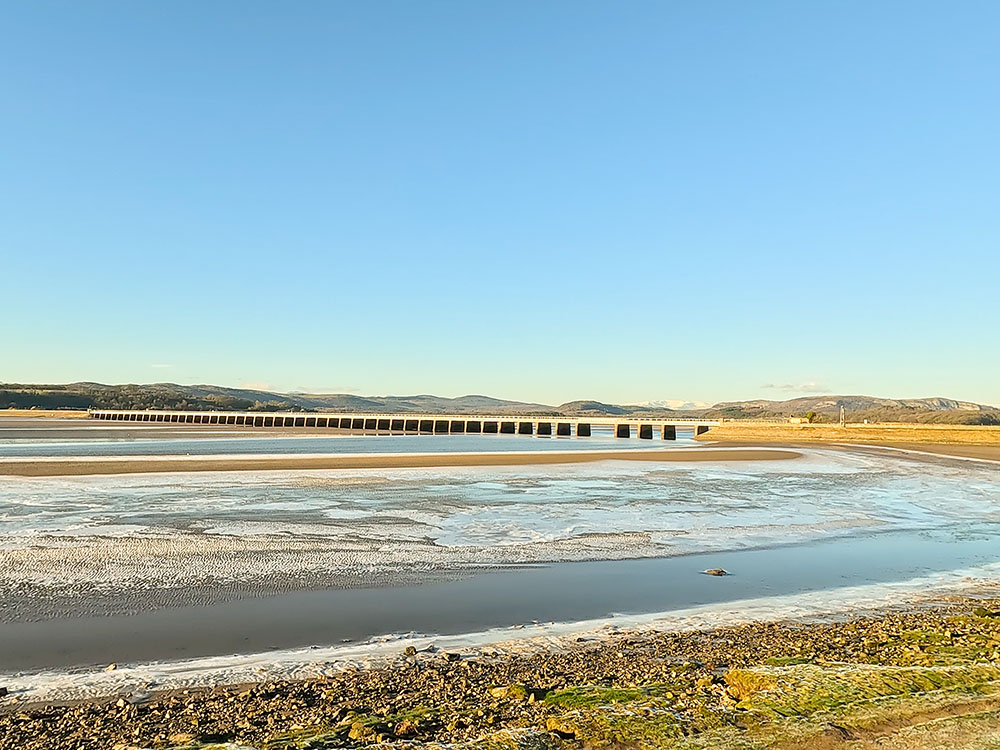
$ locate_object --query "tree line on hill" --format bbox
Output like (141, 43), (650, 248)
(3, 383), (998, 425)
(0, 384), (301, 413)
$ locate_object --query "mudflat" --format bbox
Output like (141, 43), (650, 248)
(0, 447), (800, 477)
(861, 442), (1000, 461)
(698, 440), (1000, 463)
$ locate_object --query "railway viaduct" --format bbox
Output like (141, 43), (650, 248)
(89, 410), (721, 439)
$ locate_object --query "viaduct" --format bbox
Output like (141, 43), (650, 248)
(88, 410), (721, 440)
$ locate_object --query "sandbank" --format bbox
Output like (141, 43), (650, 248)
(698, 421), (1000, 447)
(0, 447), (800, 477)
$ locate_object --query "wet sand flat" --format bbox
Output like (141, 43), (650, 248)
(861, 442), (1000, 462)
(0, 447), (800, 476)
(700, 441), (1000, 464)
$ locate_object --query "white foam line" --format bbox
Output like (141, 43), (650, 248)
(5, 563), (999, 705)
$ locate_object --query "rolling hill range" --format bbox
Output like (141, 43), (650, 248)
(2, 383), (998, 424)
(706, 395), (1000, 424)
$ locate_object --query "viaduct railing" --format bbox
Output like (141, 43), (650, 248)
(87, 410), (722, 440)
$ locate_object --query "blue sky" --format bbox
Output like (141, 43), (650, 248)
(2, 2), (998, 405)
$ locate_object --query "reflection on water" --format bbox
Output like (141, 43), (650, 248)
(0, 430), (693, 457)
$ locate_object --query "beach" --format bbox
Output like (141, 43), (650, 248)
(4, 594), (1000, 750)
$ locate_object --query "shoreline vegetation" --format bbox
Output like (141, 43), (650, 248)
(4, 597), (1000, 749)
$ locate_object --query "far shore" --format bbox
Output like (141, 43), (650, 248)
(0, 447), (800, 477)
(698, 422), (1000, 457)
(0, 409), (90, 418)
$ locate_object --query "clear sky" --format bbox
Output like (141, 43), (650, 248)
(2, 2), (998, 406)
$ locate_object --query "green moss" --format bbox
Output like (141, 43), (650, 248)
(570, 709), (689, 747)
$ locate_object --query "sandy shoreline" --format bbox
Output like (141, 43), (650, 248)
(0, 446), (800, 477)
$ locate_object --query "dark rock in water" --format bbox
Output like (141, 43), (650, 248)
(703, 568), (730, 576)
(0, 687), (7, 698)
(403, 646), (417, 657)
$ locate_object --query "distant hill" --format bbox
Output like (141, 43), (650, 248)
(2, 383), (998, 424)
(555, 400), (635, 416)
(707, 395), (1000, 425)
(625, 399), (712, 411)
(0, 383), (554, 415)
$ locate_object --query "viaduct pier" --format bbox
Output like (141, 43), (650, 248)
(88, 410), (721, 439)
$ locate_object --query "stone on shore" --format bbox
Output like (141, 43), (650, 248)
(394, 719), (419, 737)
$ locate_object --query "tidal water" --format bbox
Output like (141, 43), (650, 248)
(0, 429), (686, 457)
(2, 426), (1000, 697)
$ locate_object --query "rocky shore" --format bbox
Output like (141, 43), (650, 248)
(4, 598), (1000, 750)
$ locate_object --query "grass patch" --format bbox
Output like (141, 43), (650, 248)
(763, 656), (813, 666)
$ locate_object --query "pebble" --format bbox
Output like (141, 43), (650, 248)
(4, 598), (1000, 750)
